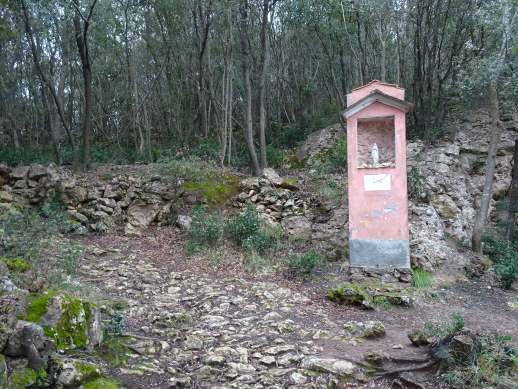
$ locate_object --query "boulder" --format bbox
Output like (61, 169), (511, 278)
(4, 321), (45, 357)
(301, 356), (355, 376)
(10, 166), (29, 180)
(176, 215), (192, 230)
(28, 165), (47, 180)
(281, 216), (311, 240)
(124, 200), (162, 235)
(27, 293), (102, 351)
(0, 191), (12, 203)
(262, 168), (283, 186)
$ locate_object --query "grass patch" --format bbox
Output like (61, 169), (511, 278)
(411, 268), (433, 289)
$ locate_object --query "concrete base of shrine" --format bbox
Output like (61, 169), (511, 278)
(349, 239), (410, 269)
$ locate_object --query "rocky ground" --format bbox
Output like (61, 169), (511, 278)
(73, 226), (518, 388)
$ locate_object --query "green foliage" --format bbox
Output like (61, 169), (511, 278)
(187, 206), (224, 251)
(96, 336), (131, 367)
(315, 134), (347, 173)
(105, 312), (125, 336)
(288, 249), (320, 277)
(483, 235), (518, 288)
(84, 377), (120, 389)
(2, 257), (31, 273)
(418, 313), (465, 340)
(442, 335), (517, 389)
(225, 205), (261, 246)
(408, 165), (426, 200)
(269, 125), (306, 149)
(411, 268), (433, 289)
(266, 145), (284, 169)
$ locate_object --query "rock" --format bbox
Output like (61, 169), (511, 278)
(184, 335), (203, 350)
(290, 371), (307, 385)
(343, 320), (385, 338)
(263, 345), (295, 355)
(4, 321), (45, 358)
(281, 216), (312, 240)
(0, 355), (6, 389)
(327, 283), (373, 309)
(176, 215), (192, 230)
(301, 357), (355, 376)
(29, 293), (102, 351)
(408, 330), (433, 346)
(28, 165), (47, 180)
(0, 191), (13, 203)
(125, 200), (161, 235)
(169, 376), (192, 388)
(260, 355), (276, 365)
(10, 166), (29, 180)
(262, 168), (283, 186)
(55, 358), (101, 387)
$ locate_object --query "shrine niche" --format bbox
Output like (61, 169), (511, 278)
(343, 80), (413, 269)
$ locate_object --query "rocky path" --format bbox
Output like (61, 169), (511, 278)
(75, 227), (517, 389)
(75, 229), (418, 388)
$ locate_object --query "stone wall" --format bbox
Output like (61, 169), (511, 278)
(0, 164), (184, 235)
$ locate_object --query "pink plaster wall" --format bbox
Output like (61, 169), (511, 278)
(347, 80), (405, 107)
(347, 101), (409, 242)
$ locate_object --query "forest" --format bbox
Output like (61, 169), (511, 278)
(0, 0), (516, 171)
(0, 1), (517, 389)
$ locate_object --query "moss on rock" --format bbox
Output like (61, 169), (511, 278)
(328, 281), (413, 309)
(1, 257), (31, 273)
(25, 291), (57, 323)
(84, 377), (120, 389)
(25, 292), (100, 351)
(182, 173), (240, 206)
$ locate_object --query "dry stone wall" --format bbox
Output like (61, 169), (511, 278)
(0, 164), (183, 235)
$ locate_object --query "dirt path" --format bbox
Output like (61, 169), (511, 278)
(75, 226), (518, 388)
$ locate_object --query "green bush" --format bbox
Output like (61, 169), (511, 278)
(288, 249), (320, 277)
(408, 165), (426, 200)
(266, 145), (284, 169)
(187, 206), (224, 251)
(225, 204), (261, 246)
(483, 235), (518, 288)
(316, 134), (347, 173)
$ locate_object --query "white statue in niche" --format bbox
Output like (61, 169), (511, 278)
(371, 143), (379, 166)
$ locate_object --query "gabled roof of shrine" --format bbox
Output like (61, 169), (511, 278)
(351, 79), (404, 91)
(343, 89), (413, 119)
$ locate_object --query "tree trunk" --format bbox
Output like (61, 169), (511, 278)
(73, 0), (98, 170)
(471, 81), (501, 252)
(258, 0), (269, 169)
(506, 138), (518, 241)
(239, 0), (260, 176)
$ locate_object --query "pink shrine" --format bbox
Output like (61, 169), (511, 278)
(343, 80), (413, 269)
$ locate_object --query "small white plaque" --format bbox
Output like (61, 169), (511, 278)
(364, 174), (391, 191)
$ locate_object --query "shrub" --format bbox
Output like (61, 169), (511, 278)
(187, 206), (224, 251)
(225, 204), (261, 246)
(288, 249), (320, 277)
(266, 145), (284, 169)
(418, 313), (465, 340)
(318, 134), (347, 173)
(483, 235), (518, 288)
(408, 165), (426, 200)
(241, 226), (281, 255)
